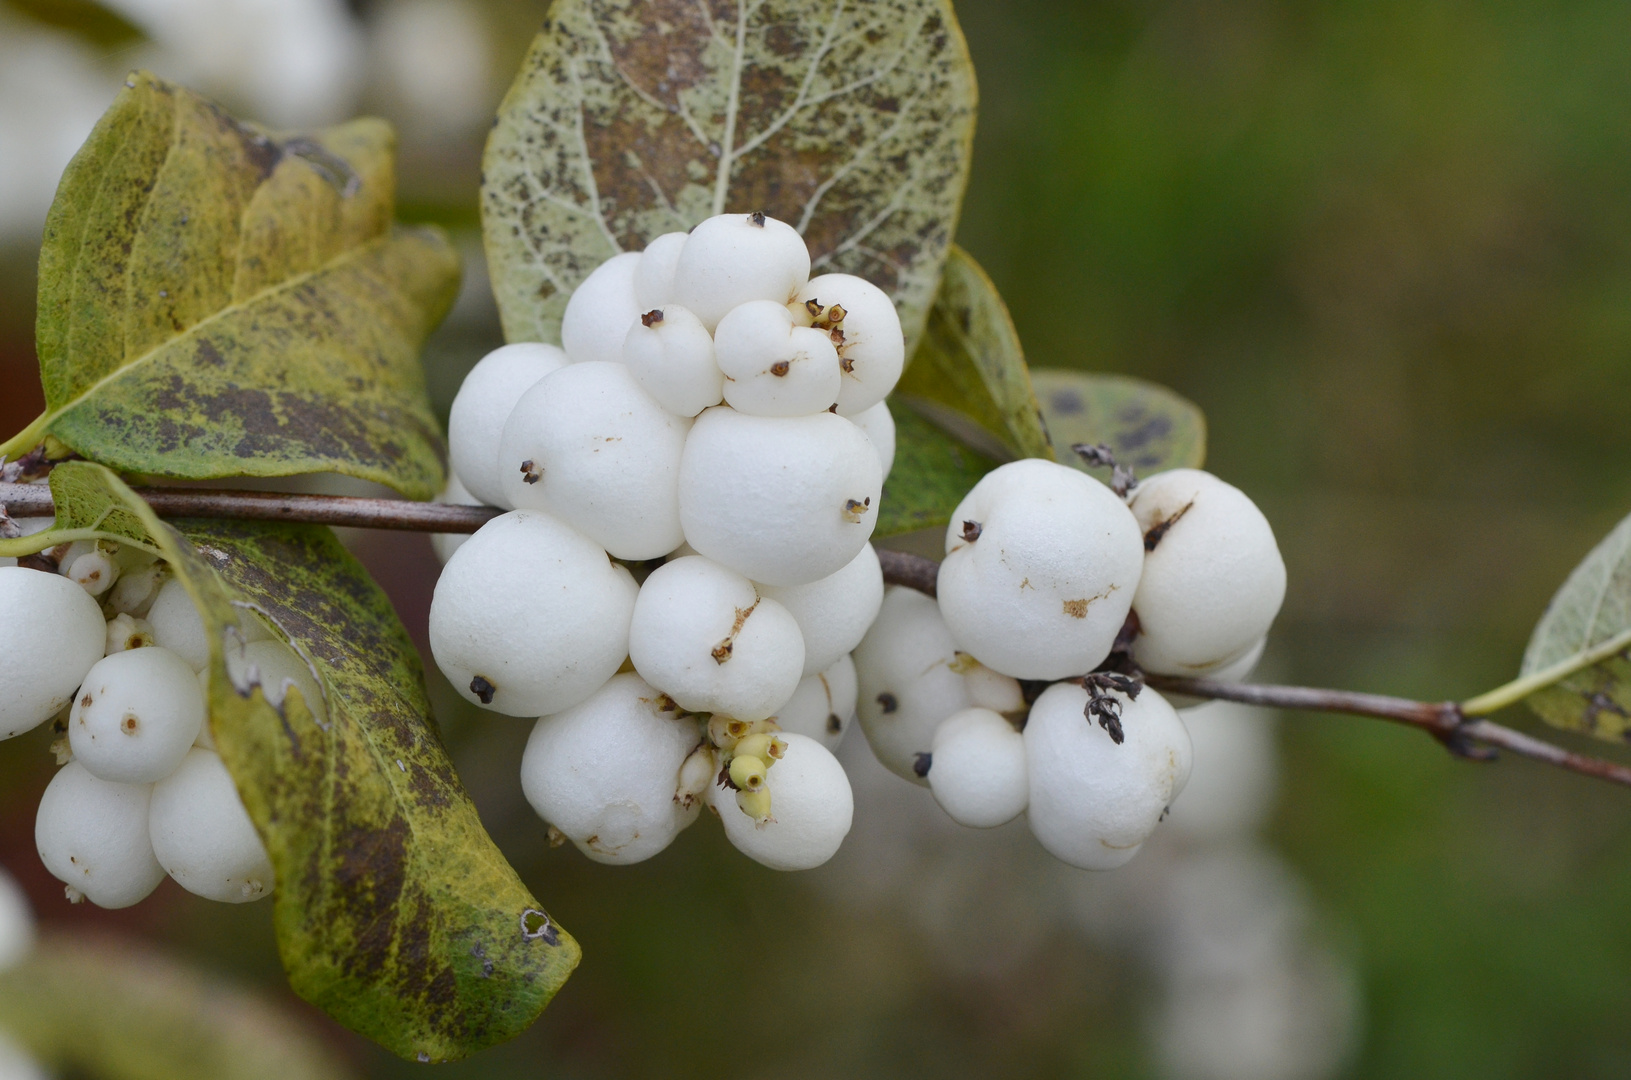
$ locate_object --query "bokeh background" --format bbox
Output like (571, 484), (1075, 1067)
(4, 1), (1631, 1076)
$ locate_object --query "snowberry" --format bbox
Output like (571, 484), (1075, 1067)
(520, 672), (702, 864)
(229, 639), (325, 721)
(0, 865), (34, 970)
(560, 250), (642, 364)
(0, 567), (107, 740)
(853, 586), (973, 783)
(35, 762), (165, 908)
(66, 547), (119, 596)
(712, 732), (852, 870)
(1128, 469), (1286, 677)
(963, 658), (1026, 715)
(713, 300), (841, 416)
(672, 212), (811, 331)
(431, 473), (479, 565)
(774, 654), (857, 750)
(937, 458), (1143, 681)
(926, 707), (1028, 828)
(106, 559), (168, 617)
(1159, 636), (1266, 709)
(429, 510), (636, 717)
(793, 273), (905, 415)
(1024, 681), (1192, 870)
(759, 543), (883, 676)
(447, 341), (569, 507)
(622, 304), (723, 417)
(69, 646), (204, 785)
(849, 400), (896, 481)
(149, 747), (273, 903)
(628, 555), (804, 721)
(498, 361), (690, 560)
(633, 231), (688, 309)
(147, 577), (209, 672)
(679, 407), (882, 586)
(104, 613), (156, 655)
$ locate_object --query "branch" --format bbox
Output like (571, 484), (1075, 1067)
(6, 482), (1628, 790)
(0, 483), (501, 534)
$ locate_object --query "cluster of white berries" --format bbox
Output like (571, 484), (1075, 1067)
(431, 212), (901, 871)
(0, 540), (301, 909)
(855, 458), (1285, 869)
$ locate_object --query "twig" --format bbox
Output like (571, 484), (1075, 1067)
(0, 483), (501, 534)
(6, 482), (1629, 790)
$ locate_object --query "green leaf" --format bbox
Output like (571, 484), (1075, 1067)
(0, 934), (352, 1080)
(481, 0), (977, 353)
(1518, 510), (1631, 742)
(894, 245), (1054, 462)
(875, 400), (996, 537)
(1031, 368), (1208, 481)
(2, 72), (458, 501)
(12, 463), (580, 1061)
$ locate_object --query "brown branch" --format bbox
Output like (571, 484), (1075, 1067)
(0, 483), (501, 534)
(7, 482), (1629, 790)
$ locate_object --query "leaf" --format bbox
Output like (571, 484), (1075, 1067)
(14, 463), (579, 1061)
(0, 934), (352, 1080)
(1, 72), (458, 501)
(875, 400), (996, 537)
(1031, 368), (1208, 481)
(481, 0), (977, 353)
(893, 245), (1054, 462)
(1520, 510), (1631, 742)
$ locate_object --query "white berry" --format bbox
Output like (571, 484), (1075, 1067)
(147, 577), (209, 672)
(0, 567), (106, 740)
(431, 472), (479, 565)
(66, 548), (119, 596)
(429, 510), (636, 717)
(498, 361), (690, 560)
(1128, 469), (1286, 676)
(774, 654), (857, 751)
(69, 646), (204, 785)
(633, 231), (688, 309)
(35, 762), (165, 909)
(794, 273), (905, 415)
(1159, 635), (1265, 709)
(963, 659), (1025, 714)
(713, 732), (852, 870)
(149, 747), (274, 903)
(628, 555), (804, 722)
(713, 300), (841, 417)
(926, 707), (1028, 828)
(759, 543), (883, 676)
(672, 212), (811, 331)
(849, 400), (896, 481)
(106, 560), (168, 618)
(937, 458), (1143, 680)
(1024, 681), (1192, 870)
(104, 613), (156, 655)
(520, 672), (702, 864)
(560, 250), (642, 364)
(622, 304), (724, 417)
(853, 586), (973, 784)
(447, 341), (569, 507)
(679, 407), (881, 586)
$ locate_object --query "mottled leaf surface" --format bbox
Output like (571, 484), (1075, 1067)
(875, 400), (995, 537)
(2, 73), (458, 500)
(1031, 369), (1207, 483)
(482, 0), (976, 351)
(14, 463), (579, 1061)
(1522, 510), (1631, 742)
(0, 935), (352, 1080)
(894, 245), (1053, 462)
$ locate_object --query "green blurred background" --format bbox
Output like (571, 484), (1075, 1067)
(4, 0), (1631, 1076)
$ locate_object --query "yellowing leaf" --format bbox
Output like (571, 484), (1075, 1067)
(482, 0), (977, 352)
(16, 463), (579, 1062)
(2, 73), (458, 500)
(894, 245), (1053, 462)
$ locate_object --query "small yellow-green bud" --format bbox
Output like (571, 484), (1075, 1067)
(736, 786), (773, 824)
(729, 754), (767, 792)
